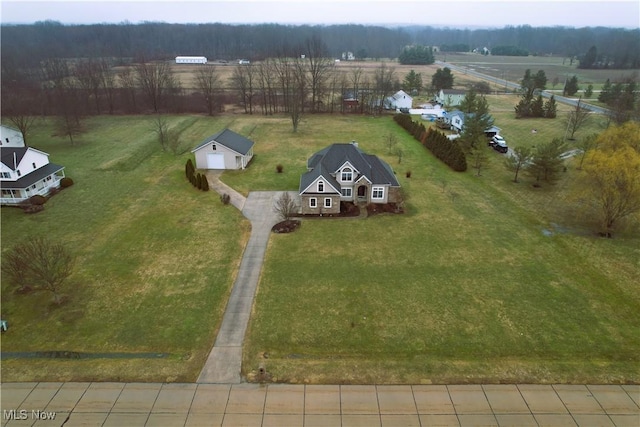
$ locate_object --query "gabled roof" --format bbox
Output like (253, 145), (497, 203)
(300, 143), (400, 194)
(1, 147), (49, 171)
(299, 163), (341, 195)
(192, 128), (254, 155)
(391, 90), (412, 100)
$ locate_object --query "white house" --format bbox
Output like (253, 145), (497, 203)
(384, 90), (413, 110)
(1, 145), (65, 205)
(1, 125), (25, 147)
(435, 89), (467, 107)
(191, 128), (255, 170)
(175, 56), (207, 64)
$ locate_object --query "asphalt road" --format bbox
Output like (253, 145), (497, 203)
(435, 60), (611, 115)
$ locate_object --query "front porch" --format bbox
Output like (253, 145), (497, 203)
(1, 170), (65, 206)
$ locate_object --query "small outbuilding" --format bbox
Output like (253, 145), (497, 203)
(191, 129), (255, 170)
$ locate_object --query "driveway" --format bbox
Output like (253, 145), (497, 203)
(198, 173), (295, 383)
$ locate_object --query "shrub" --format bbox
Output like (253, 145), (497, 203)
(196, 173), (202, 190)
(276, 164), (283, 173)
(29, 195), (47, 205)
(185, 158), (195, 180)
(201, 176), (209, 191)
(60, 177), (74, 188)
(220, 193), (231, 205)
(406, 171), (412, 178)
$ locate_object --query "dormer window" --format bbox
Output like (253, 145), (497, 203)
(341, 167), (353, 182)
(318, 181), (324, 192)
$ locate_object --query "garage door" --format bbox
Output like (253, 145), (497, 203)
(207, 153), (225, 169)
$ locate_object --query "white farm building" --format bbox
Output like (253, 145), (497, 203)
(175, 56), (207, 64)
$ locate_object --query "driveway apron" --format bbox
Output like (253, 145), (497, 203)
(197, 178), (284, 383)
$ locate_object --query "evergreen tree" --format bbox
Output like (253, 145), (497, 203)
(527, 138), (566, 185)
(431, 67), (454, 92)
(563, 75), (579, 96)
(579, 46), (598, 69)
(531, 95), (545, 117)
(544, 95), (557, 118)
(402, 70), (423, 94)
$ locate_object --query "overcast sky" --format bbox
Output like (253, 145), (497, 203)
(1, 0), (639, 28)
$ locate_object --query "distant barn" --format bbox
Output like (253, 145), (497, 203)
(175, 56), (207, 64)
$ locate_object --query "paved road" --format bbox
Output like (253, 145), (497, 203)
(435, 60), (610, 114)
(2, 382), (638, 426)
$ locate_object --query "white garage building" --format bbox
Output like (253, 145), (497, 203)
(191, 129), (255, 170)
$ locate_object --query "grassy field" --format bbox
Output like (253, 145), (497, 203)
(240, 113), (640, 384)
(0, 115), (250, 382)
(2, 108), (638, 384)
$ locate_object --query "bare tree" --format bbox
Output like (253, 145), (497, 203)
(373, 62), (397, 115)
(231, 63), (255, 114)
(564, 97), (591, 140)
(117, 67), (137, 112)
(273, 192), (299, 221)
(135, 59), (177, 113)
(304, 34), (334, 112)
(195, 65), (221, 115)
(3, 237), (75, 304)
(99, 58), (117, 114)
(74, 58), (103, 114)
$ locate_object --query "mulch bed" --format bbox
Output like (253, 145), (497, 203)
(272, 219), (301, 233)
(366, 203), (404, 216)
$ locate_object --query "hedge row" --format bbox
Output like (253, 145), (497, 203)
(393, 114), (467, 172)
(185, 159), (209, 191)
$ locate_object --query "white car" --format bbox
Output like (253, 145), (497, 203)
(490, 135), (508, 153)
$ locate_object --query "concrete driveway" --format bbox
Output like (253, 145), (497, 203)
(198, 174), (297, 383)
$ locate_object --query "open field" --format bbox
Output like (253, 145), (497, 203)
(239, 114), (639, 384)
(1, 116), (250, 382)
(2, 109), (639, 384)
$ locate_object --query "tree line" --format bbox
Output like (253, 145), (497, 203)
(2, 21), (638, 68)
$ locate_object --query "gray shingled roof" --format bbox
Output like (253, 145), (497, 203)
(192, 128), (254, 155)
(1, 147), (29, 171)
(299, 143), (400, 193)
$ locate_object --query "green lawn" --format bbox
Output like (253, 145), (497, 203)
(2, 110), (638, 384)
(1, 115), (249, 382)
(242, 113), (640, 384)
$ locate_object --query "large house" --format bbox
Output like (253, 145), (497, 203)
(435, 89), (467, 107)
(191, 128), (255, 170)
(0, 126), (66, 205)
(299, 142), (401, 215)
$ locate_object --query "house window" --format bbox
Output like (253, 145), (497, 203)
(341, 188), (352, 197)
(1, 172), (10, 179)
(33, 162), (37, 169)
(324, 198), (332, 208)
(309, 198), (317, 208)
(372, 187), (384, 199)
(212, 144), (217, 150)
(341, 167), (353, 182)
(318, 181), (324, 192)
(16, 170), (21, 177)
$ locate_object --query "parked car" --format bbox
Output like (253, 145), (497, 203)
(490, 135), (508, 153)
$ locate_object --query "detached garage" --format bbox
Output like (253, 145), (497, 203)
(191, 129), (255, 170)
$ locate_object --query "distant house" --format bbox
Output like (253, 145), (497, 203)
(0, 127), (66, 205)
(385, 90), (413, 110)
(191, 129), (255, 170)
(446, 110), (467, 133)
(435, 89), (467, 107)
(0, 125), (25, 147)
(299, 142), (401, 215)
